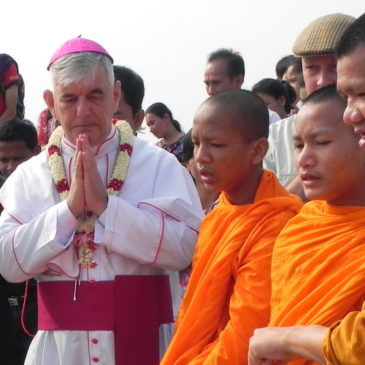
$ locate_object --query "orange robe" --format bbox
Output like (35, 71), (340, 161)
(270, 201), (365, 365)
(161, 170), (302, 365)
(322, 303), (365, 365)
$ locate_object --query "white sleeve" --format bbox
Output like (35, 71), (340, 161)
(93, 148), (203, 271)
(263, 123), (278, 174)
(94, 196), (199, 271)
(0, 197), (77, 283)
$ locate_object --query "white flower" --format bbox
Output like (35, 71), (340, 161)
(47, 121), (134, 268)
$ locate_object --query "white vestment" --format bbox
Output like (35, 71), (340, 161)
(0, 126), (203, 365)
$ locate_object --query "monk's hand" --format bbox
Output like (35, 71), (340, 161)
(79, 134), (108, 217)
(67, 137), (85, 218)
(248, 327), (295, 365)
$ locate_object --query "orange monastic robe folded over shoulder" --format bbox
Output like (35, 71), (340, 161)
(323, 302), (365, 365)
(270, 201), (365, 365)
(161, 170), (302, 365)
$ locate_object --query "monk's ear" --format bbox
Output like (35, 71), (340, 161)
(250, 137), (269, 165)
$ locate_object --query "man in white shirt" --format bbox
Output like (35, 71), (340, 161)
(0, 37), (203, 365)
(264, 13), (354, 198)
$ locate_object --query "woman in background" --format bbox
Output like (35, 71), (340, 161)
(145, 102), (185, 162)
(181, 129), (219, 214)
(252, 78), (297, 119)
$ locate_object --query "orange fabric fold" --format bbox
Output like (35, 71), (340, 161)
(161, 170), (302, 365)
(270, 200), (365, 365)
(323, 302), (365, 365)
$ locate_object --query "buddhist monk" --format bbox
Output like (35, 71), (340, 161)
(248, 85), (365, 365)
(160, 89), (302, 365)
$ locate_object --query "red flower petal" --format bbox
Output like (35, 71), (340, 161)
(107, 178), (123, 191)
(56, 179), (70, 193)
(48, 145), (61, 156)
(120, 144), (133, 156)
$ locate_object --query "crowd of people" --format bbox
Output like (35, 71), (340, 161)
(0, 9), (365, 365)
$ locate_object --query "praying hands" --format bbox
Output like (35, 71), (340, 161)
(67, 133), (108, 219)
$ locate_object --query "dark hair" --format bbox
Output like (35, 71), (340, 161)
(113, 65), (145, 115)
(0, 118), (38, 150)
(302, 84), (346, 107)
(182, 128), (194, 164)
(252, 78), (296, 114)
(200, 89), (269, 142)
(275, 55), (301, 79)
(146, 102), (182, 132)
(336, 13), (365, 59)
(207, 48), (245, 79)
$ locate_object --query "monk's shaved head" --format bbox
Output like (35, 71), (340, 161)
(295, 85), (348, 140)
(195, 89), (269, 142)
(302, 84), (346, 109)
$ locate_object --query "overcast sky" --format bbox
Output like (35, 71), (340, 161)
(2, 0), (363, 142)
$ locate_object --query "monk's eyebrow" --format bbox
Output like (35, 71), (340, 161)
(293, 129), (333, 142)
(308, 130), (333, 139)
(338, 78), (365, 95)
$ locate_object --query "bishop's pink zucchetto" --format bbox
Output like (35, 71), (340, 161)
(47, 37), (114, 70)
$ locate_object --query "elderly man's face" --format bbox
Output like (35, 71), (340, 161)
(302, 55), (337, 94)
(46, 65), (120, 146)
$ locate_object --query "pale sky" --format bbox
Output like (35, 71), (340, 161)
(2, 0), (363, 142)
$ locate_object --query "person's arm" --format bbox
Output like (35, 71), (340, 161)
(0, 63), (19, 122)
(0, 199), (77, 282)
(0, 160), (78, 282)
(93, 148), (203, 272)
(169, 209), (296, 365)
(0, 84), (18, 122)
(323, 309), (365, 365)
(248, 325), (327, 365)
(95, 196), (199, 271)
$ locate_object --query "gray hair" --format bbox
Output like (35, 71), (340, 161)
(49, 52), (115, 89)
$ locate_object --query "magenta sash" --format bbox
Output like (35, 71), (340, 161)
(38, 275), (173, 365)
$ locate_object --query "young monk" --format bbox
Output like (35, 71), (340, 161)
(160, 89), (302, 365)
(248, 13), (365, 365)
(248, 85), (365, 365)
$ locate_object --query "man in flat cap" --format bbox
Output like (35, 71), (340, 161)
(0, 37), (203, 365)
(248, 12), (365, 365)
(264, 13), (354, 199)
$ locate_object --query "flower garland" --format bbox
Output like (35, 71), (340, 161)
(47, 120), (134, 268)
